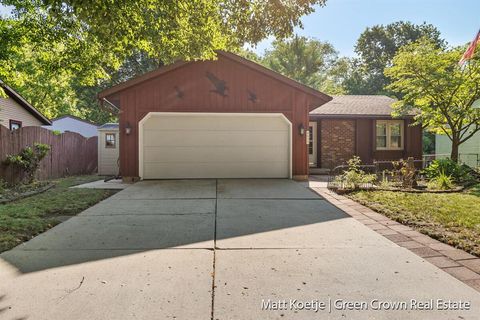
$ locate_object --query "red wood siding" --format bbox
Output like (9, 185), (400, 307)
(107, 55), (324, 179)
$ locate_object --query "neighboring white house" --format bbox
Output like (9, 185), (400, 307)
(98, 123), (119, 176)
(0, 79), (51, 129)
(436, 133), (480, 167)
(43, 115), (98, 137)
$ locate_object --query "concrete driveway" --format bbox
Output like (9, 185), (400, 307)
(1, 179), (479, 319)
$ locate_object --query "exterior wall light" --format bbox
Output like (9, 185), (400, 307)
(299, 123), (305, 136)
(125, 122), (132, 135)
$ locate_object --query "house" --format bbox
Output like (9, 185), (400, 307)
(436, 134), (480, 167)
(98, 52), (422, 181)
(44, 115), (98, 137)
(309, 95), (422, 169)
(0, 80), (51, 129)
(97, 123), (120, 176)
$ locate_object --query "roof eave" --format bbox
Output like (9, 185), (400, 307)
(0, 80), (51, 125)
(309, 113), (416, 119)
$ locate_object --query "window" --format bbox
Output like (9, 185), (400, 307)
(105, 133), (116, 148)
(376, 120), (403, 150)
(9, 120), (22, 130)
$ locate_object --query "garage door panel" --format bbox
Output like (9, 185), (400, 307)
(141, 113), (291, 179)
(143, 115), (288, 131)
(143, 130), (288, 147)
(144, 146), (288, 163)
(143, 162), (289, 179)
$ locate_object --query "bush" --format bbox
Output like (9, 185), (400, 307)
(423, 159), (471, 183)
(3, 143), (50, 184)
(334, 156), (377, 190)
(426, 171), (455, 190)
(391, 158), (418, 188)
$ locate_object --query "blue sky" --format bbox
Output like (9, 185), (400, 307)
(2, 0), (479, 57)
(250, 0), (480, 56)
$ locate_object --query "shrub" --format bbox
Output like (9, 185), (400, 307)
(423, 159), (471, 183)
(391, 158), (418, 188)
(426, 171), (455, 190)
(3, 143), (50, 184)
(334, 156), (377, 190)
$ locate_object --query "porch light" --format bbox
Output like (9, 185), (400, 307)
(125, 122), (132, 135)
(299, 123), (305, 136)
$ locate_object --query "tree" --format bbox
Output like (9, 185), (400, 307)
(349, 21), (445, 94)
(3, 0), (326, 64)
(74, 51), (162, 123)
(385, 39), (480, 162)
(1, 0), (327, 122)
(262, 35), (345, 93)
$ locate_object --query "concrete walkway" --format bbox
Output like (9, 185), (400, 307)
(0, 179), (479, 319)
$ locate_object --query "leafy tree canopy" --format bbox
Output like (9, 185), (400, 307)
(260, 35), (346, 94)
(385, 38), (480, 161)
(347, 21), (445, 95)
(0, 0), (326, 122)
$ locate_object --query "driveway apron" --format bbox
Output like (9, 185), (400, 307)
(0, 179), (479, 320)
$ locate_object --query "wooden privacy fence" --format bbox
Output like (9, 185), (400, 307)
(0, 125), (98, 184)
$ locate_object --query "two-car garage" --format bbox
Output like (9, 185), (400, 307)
(139, 113), (291, 179)
(98, 51), (331, 181)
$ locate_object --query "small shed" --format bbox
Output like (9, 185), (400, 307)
(97, 123), (119, 176)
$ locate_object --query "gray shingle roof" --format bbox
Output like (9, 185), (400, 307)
(310, 95), (410, 117)
(97, 123), (119, 130)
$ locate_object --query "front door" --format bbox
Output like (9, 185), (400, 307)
(308, 122), (317, 167)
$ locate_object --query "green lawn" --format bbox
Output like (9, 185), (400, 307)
(0, 175), (118, 253)
(349, 185), (480, 256)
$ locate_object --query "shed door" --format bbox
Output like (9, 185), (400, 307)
(139, 113), (291, 179)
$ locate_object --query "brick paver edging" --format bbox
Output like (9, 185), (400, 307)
(311, 186), (480, 293)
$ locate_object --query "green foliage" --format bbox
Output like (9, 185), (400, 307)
(254, 35), (346, 94)
(3, 143), (50, 183)
(422, 131), (436, 154)
(423, 159), (471, 183)
(346, 21), (444, 95)
(426, 171), (455, 190)
(1, 1), (326, 122)
(0, 179), (7, 193)
(391, 158), (418, 189)
(334, 156), (377, 190)
(385, 39), (480, 161)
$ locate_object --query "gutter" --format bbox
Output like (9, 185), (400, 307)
(309, 114), (416, 119)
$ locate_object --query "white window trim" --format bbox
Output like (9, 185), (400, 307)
(376, 120), (404, 151)
(105, 133), (117, 149)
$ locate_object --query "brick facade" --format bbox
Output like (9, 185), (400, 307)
(320, 119), (355, 168)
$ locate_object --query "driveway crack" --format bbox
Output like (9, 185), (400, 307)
(210, 179), (218, 320)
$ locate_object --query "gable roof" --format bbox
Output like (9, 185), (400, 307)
(310, 95), (415, 118)
(0, 80), (51, 125)
(51, 115), (99, 126)
(98, 51), (332, 108)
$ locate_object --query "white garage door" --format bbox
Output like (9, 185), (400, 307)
(139, 113), (291, 179)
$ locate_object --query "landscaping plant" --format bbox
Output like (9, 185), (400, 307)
(426, 171), (455, 190)
(391, 158), (418, 189)
(423, 159), (472, 183)
(3, 143), (51, 184)
(334, 156), (377, 190)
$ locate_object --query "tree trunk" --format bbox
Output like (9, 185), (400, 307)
(450, 137), (460, 162)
